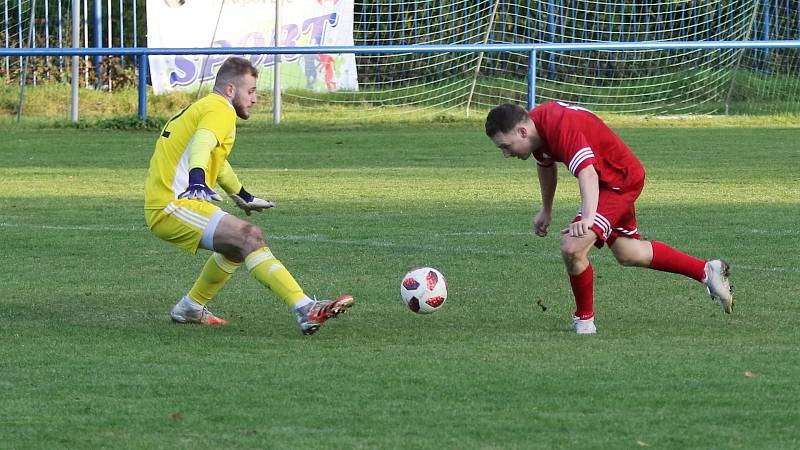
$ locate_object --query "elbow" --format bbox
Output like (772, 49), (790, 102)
(577, 165), (598, 182)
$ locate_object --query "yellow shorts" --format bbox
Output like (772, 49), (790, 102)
(145, 199), (228, 254)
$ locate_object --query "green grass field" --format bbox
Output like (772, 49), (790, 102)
(1, 124), (799, 449)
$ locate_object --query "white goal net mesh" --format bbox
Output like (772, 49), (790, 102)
(2, 0), (798, 118)
(281, 0), (800, 118)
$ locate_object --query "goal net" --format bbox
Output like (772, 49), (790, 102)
(281, 0), (800, 118)
(1, 0), (798, 118)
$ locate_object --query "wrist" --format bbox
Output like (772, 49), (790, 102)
(188, 168), (206, 186)
(238, 187), (254, 202)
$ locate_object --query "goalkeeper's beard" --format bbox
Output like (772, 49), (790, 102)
(233, 100), (250, 120)
(230, 86), (252, 120)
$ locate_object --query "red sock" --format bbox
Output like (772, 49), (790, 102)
(649, 241), (706, 282)
(569, 264), (594, 320)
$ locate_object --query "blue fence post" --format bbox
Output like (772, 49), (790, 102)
(93, 0), (103, 88)
(44, 0), (50, 80)
(132, 0), (138, 66)
(17, 0), (22, 71)
(527, 49), (536, 109)
(58, 0), (64, 74)
(546, 1), (555, 79)
(3, 2), (7, 75)
(138, 53), (147, 119)
(118, 0), (124, 64)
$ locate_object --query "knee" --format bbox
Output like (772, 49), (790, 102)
(240, 223), (266, 251)
(560, 239), (585, 264)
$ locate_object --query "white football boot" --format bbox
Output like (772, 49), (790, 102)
(573, 316), (597, 335)
(703, 259), (733, 314)
(170, 296), (229, 326)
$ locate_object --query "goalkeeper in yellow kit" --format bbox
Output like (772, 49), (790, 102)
(144, 56), (353, 335)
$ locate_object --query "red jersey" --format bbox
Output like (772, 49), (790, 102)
(529, 101), (645, 190)
(317, 54), (334, 67)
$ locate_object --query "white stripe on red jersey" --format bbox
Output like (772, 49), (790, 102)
(594, 213), (612, 238)
(568, 147), (595, 175)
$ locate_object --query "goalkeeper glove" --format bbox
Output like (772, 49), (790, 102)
(178, 168), (222, 202)
(229, 187), (275, 216)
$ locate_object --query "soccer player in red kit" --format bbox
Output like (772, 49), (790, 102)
(317, 53), (336, 92)
(485, 102), (733, 334)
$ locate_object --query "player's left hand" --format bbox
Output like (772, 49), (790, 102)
(561, 218), (594, 237)
(229, 188), (275, 216)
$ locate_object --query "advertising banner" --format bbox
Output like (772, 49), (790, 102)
(146, 0), (358, 94)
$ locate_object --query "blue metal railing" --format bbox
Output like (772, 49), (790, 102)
(1, 39), (799, 118)
(5, 1), (799, 76)
(2, 0), (799, 104)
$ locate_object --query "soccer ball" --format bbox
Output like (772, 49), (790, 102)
(400, 267), (448, 314)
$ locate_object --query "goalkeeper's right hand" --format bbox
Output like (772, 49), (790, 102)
(229, 187), (275, 216)
(178, 168), (222, 202)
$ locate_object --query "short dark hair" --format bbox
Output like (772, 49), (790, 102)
(214, 56), (258, 89)
(485, 103), (529, 137)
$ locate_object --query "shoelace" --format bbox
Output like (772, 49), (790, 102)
(200, 306), (215, 321)
(310, 299), (339, 320)
(309, 300), (327, 316)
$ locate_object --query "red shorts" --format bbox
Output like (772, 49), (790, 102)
(574, 179), (644, 249)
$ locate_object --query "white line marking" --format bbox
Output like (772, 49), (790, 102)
(0, 222), (140, 232)
(1, 222), (796, 273)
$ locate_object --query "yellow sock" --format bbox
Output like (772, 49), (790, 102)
(187, 253), (241, 305)
(244, 247), (306, 307)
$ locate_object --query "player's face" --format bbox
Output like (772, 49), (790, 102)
(490, 126), (533, 160)
(231, 73), (257, 119)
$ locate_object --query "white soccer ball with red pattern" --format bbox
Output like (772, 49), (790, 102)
(400, 267), (448, 314)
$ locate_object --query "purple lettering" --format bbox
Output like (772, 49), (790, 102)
(281, 24), (300, 62)
(199, 40), (232, 81)
(239, 32), (268, 66)
(170, 55), (197, 87)
(302, 13), (338, 45)
(262, 32), (276, 66)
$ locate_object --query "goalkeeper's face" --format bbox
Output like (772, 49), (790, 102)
(231, 74), (258, 119)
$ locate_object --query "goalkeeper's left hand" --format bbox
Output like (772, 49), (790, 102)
(229, 187), (276, 216)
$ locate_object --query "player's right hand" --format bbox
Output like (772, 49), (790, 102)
(178, 183), (223, 202)
(561, 218), (593, 237)
(179, 167), (222, 202)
